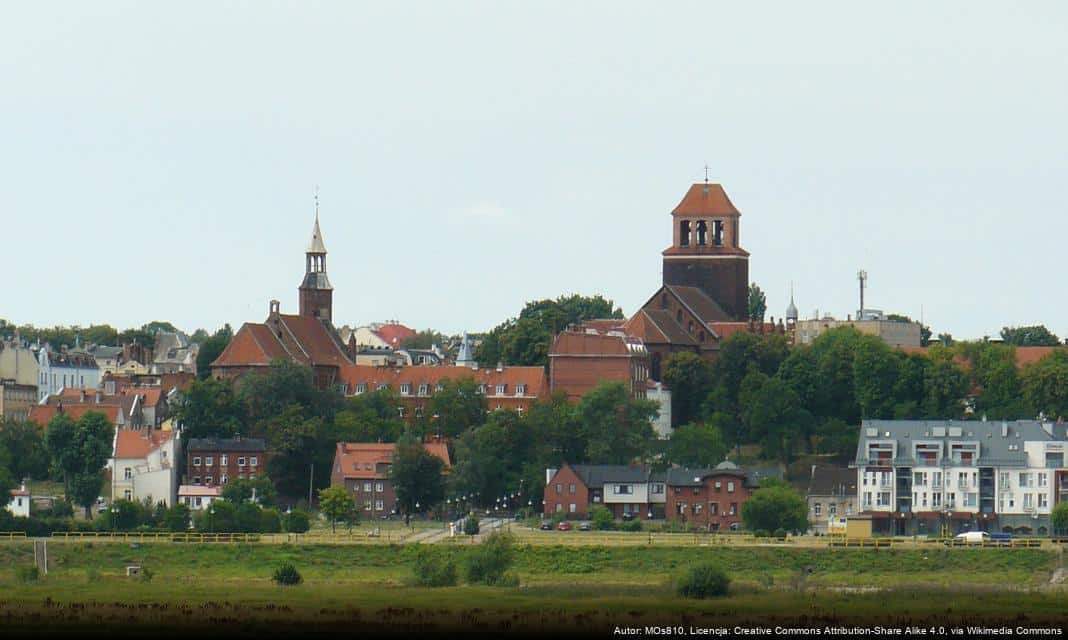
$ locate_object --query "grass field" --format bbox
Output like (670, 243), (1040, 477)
(1, 541), (1065, 635)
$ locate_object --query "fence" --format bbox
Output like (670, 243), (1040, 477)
(0, 531), (28, 540)
(46, 529), (417, 544)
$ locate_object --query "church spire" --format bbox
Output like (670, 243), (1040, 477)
(299, 190), (333, 322)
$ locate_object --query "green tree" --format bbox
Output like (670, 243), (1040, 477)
(738, 371), (812, 462)
(1000, 325), (1061, 347)
(662, 351), (713, 426)
(221, 475), (277, 506)
(0, 446), (15, 506)
(463, 530), (516, 585)
(665, 423), (727, 469)
(577, 382), (658, 465)
(334, 390), (405, 443)
(922, 358), (969, 418)
(389, 435), (446, 526)
(1052, 502), (1068, 536)
(1022, 350), (1068, 419)
(46, 411), (114, 518)
(449, 409), (540, 508)
(426, 377), (487, 438)
(195, 324), (233, 380)
(852, 336), (901, 419)
(590, 505), (613, 530)
(83, 324), (120, 346)
(172, 377), (245, 440)
(318, 485), (356, 533)
(0, 419), (49, 481)
(740, 485), (808, 534)
(747, 283), (767, 324)
(401, 329), (446, 350)
(164, 503), (191, 531)
(234, 502), (263, 533)
(475, 294), (624, 368)
(197, 499), (237, 532)
(283, 509), (310, 533)
(106, 499), (144, 530)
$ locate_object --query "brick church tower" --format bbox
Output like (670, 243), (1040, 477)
(661, 183), (750, 321)
(298, 210), (333, 322)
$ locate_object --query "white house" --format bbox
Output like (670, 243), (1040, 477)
(36, 345), (100, 401)
(178, 485), (222, 511)
(111, 429), (179, 507)
(6, 487), (30, 518)
(856, 420), (1068, 536)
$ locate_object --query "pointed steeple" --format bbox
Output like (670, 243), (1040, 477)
(307, 192), (327, 254)
(785, 282), (798, 322)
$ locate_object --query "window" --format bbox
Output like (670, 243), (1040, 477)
(477, 384), (487, 395)
(1020, 473), (1032, 488)
(727, 481), (735, 493)
(1024, 494), (1034, 510)
(238, 457), (246, 466)
(556, 483), (563, 495)
(250, 457), (258, 467)
(364, 501), (372, 511)
(206, 476), (213, 485)
(400, 383), (412, 396)
(710, 502), (718, 515)
(614, 484), (633, 495)
(363, 482), (372, 492)
(415, 407), (424, 418)
(694, 503), (702, 515)
(516, 406), (524, 416)
(877, 492), (890, 507)
(221, 475), (229, 485)
(569, 483), (576, 494)
(555, 503), (563, 513)
(205, 456), (214, 466)
(714, 480), (722, 491)
(651, 483), (664, 495)
(1039, 473), (1048, 488)
(377, 383), (389, 391)
(999, 472), (1009, 488)
(813, 503), (822, 516)
(964, 493), (976, 507)
(418, 384), (429, 396)
(913, 472), (926, 486)
(436, 383), (445, 393)
(193, 476), (201, 484)
(863, 492), (873, 507)
(692, 487), (701, 495)
(194, 497), (202, 507)
(221, 455), (228, 466)
(729, 503), (737, 515)
(124, 490), (132, 500)
(1040, 494), (1049, 509)
(375, 482), (383, 493)
(496, 384), (506, 396)
(569, 503), (576, 513)
(375, 500), (383, 511)
(516, 384), (526, 396)
(355, 383), (367, 394)
(364, 463), (372, 470)
(397, 407), (406, 418)
(829, 503), (837, 515)
(193, 457), (202, 466)
(124, 467), (132, 480)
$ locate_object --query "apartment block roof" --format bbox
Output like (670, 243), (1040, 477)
(854, 419), (1068, 467)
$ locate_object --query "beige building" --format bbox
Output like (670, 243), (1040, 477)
(0, 339), (39, 421)
(795, 316), (922, 348)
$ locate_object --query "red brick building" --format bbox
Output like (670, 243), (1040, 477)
(211, 212), (354, 390)
(185, 437), (267, 487)
(338, 364), (547, 420)
(330, 441), (451, 517)
(548, 328), (649, 402)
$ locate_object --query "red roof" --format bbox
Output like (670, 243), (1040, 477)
(333, 442), (451, 480)
(114, 429), (174, 459)
(339, 365), (547, 398)
(671, 183), (740, 217)
(212, 315), (351, 370)
(374, 323), (417, 348)
(10, 488), (29, 497)
(549, 330), (643, 357)
(897, 345), (1066, 370)
(29, 404), (120, 427)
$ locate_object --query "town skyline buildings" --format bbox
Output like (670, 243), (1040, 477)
(3, 3), (1067, 341)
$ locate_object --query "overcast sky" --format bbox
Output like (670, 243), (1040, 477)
(2, 2), (1066, 341)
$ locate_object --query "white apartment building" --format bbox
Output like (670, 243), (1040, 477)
(855, 420), (1066, 536)
(111, 429), (179, 507)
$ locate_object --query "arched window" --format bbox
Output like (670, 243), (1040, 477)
(650, 353), (662, 381)
(688, 321), (694, 335)
(679, 220), (691, 246)
(713, 220), (724, 246)
(676, 309), (683, 323)
(660, 294), (668, 309)
(696, 221), (708, 245)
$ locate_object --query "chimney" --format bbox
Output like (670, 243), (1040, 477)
(496, 362), (503, 373)
(95, 391), (101, 404)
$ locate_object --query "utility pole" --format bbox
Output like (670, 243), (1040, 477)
(308, 463), (314, 507)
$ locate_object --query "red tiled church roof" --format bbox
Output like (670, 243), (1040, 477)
(671, 183), (740, 217)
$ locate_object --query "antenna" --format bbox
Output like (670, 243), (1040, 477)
(704, 165), (709, 184)
(857, 270), (867, 318)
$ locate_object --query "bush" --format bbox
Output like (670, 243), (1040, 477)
(139, 567), (154, 583)
(590, 506), (613, 531)
(411, 548), (458, 587)
(272, 563), (303, 586)
(284, 510), (310, 534)
(773, 528), (787, 539)
(754, 529), (770, 538)
(464, 531), (516, 585)
(164, 504), (191, 532)
(260, 508), (282, 533)
(463, 515), (480, 535)
(676, 563), (730, 599)
(620, 519), (642, 532)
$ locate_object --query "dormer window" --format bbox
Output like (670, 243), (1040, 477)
(515, 384), (526, 396)
(418, 384), (429, 396)
(496, 384), (506, 396)
(400, 383), (412, 396)
(355, 383), (367, 394)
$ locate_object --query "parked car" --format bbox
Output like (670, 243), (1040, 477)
(578, 522), (592, 531)
(557, 521), (572, 531)
(621, 512), (635, 521)
(539, 521), (554, 531)
(955, 531), (990, 544)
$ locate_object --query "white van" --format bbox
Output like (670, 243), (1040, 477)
(955, 531), (990, 544)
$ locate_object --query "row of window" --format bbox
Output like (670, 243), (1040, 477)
(42, 373), (87, 388)
(674, 502), (738, 516)
(191, 455), (258, 467)
(191, 473), (256, 485)
(811, 503), (853, 517)
(556, 481), (734, 496)
(355, 482), (385, 493)
(353, 382), (528, 397)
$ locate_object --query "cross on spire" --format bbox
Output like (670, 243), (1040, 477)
(314, 185), (320, 220)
